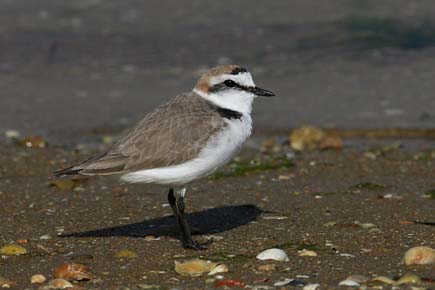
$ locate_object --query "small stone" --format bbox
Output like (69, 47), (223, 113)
(40, 235), (52, 240)
(262, 216), (288, 220)
(46, 278), (73, 289)
(20, 136), (46, 148)
(31, 274), (47, 284)
(319, 135), (343, 150)
(359, 223), (377, 229)
(5, 129), (20, 139)
(144, 235), (160, 241)
(208, 264), (229, 275)
(404, 246), (435, 265)
(303, 284), (320, 290)
(345, 275), (370, 283)
(298, 249), (318, 257)
(0, 244), (27, 255)
(397, 273), (421, 285)
(290, 126), (325, 151)
(115, 249), (138, 259)
(257, 264), (276, 272)
(372, 276), (396, 285)
(338, 279), (360, 287)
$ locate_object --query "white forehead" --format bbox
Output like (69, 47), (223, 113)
(209, 72), (255, 87)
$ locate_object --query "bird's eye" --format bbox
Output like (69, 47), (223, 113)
(224, 80), (236, 87)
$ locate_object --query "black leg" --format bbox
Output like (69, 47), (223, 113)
(167, 188), (213, 250)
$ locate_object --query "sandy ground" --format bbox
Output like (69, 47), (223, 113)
(0, 142), (434, 289)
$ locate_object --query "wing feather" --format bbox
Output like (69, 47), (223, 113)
(74, 92), (225, 175)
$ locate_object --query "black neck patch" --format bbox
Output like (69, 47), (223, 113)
(216, 107), (243, 120)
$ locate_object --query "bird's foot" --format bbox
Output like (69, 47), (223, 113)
(182, 238), (214, 251)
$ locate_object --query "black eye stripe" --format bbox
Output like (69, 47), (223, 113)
(209, 80), (249, 93)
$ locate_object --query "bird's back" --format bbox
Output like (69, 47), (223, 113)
(56, 92), (227, 176)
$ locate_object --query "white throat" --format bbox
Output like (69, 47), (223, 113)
(194, 89), (255, 114)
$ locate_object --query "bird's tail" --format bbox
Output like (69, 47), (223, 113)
(53, 166), (81, 177)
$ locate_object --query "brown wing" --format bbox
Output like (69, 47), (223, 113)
(72, 92), (225, 175)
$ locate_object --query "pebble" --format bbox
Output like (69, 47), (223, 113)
(115, 249), (138, 259)
(31, 274), (47, 284)
(345, 275), (370, 283)
(40, 235), (52, 240)
(256, 248), (289, 262)
(45, 278), (73, 289)
(257, 264), (276, 272)
(372, 276), (396, 285)
(262, 216), (288, 220)
(397, 273), (421, 285)
(338, 279), (360, 287)
(303, 283), (320, 290)
(338, 253), (355, 258)
(208, 264), (229, 275)
(5, 129), (20, 139)
(404, 246), (435, 265)
(298, 249), (318, 257)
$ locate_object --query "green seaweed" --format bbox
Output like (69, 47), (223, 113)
(211, 157), (295, 179)
(424, 189), (435, 199)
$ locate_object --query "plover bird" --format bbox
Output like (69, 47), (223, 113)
(55, 65), (274, 250)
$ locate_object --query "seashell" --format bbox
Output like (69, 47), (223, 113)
(47, 278), (74, 289)
(274, 278), (293, 286)
(256, 248), (289, 262)
(404, 246), (435, 265)
(175, 259), (219, 277)
(345, 274), (370, 283)
(55, 263), (96, 281)
(338, 279), (360, 287)
(303, 284), (320, 290)
(31, 274), (47, 284)
(298, 249), (318, 257)
(397, 273), (421, 285)
(0, 244), (27, 255)
(0, 276), (17, 288)
(208, 263), (229, 275)
(372, 276), (396, 285)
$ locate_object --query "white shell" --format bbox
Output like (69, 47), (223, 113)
(256, 248), (289, 262)
(30, 274), (47, 284)
(303, 283), (320, 290)
(404, 246), (435, 265)
(208, 264), (229, 276)
(338, 279), (360, 287)
(273, 278), (293, 286)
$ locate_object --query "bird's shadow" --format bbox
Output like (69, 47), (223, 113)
(61, 204), (264, 239)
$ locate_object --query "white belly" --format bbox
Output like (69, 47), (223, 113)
(121, 115), (252, 185)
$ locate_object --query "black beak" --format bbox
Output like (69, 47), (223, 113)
(248, 86), (275, 97)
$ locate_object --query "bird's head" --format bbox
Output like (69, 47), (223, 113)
(193, 65), (274, 114)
